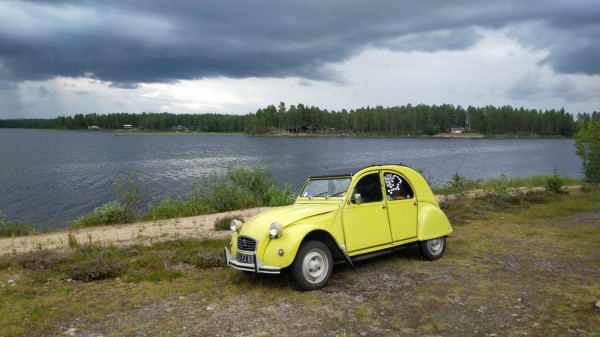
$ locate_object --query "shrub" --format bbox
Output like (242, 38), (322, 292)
(545, 172), (567, 194)
(113, 171), (147, 223)
(17, 250), (68, 270)
(66, 257), (126, 282)
(72, 202), (124, 229)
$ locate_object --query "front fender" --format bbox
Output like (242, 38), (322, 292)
(261, 224), (326, 268)
(418, 203), (453, 240)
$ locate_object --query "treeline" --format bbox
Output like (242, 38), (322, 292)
(1, 103), (598, 137)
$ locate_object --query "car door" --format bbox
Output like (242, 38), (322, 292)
(342, 172), (392, 253)
(383, 171), (418, 242)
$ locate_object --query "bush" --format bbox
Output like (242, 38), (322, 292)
(545, 172), (567, 194)
(113, 171), (147, 223)
(72, 202), (125, 229)
(66, 257), (126, 282)
(17, 250), (68, 270)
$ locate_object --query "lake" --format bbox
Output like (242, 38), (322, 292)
(0, 129), (582, 230)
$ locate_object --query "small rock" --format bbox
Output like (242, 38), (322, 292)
(8, 279), (15, 284)
(178, 296), (185, 300)
(360, 332), (367, 337)
(595, 301), (600, 310)
(206, 306), (213, 311)
(517, 298), (522, 302)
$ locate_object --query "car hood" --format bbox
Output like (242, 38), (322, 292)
(245, 203), (339, 229)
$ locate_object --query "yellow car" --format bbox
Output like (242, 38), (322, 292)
(224, 164), (453, 290)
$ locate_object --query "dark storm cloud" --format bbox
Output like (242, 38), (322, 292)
(1, 0), (598, 86)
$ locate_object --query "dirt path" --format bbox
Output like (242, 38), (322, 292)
(0, 207), (268, 255)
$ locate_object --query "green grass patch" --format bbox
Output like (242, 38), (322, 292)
(0, 214), (34, 237)
(73, 166), (295, 228)
(71, 202), (125, 229)
(433, 173), (580, 195)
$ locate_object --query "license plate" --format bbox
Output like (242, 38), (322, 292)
(237, 253), (255, 264)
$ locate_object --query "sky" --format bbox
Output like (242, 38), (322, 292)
(0, 0), (599, 119)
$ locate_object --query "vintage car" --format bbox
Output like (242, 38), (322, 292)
(224, 164), (453, 290)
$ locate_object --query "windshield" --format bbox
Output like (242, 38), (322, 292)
(300, 177), (352, 198)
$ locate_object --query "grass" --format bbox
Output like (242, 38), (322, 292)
(1, 189), (598, 336)
(0, 214), (34, 238)
(432, 172), (580, 195)
(72, 166), (295, 230)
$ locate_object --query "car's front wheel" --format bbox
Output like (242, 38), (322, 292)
(418, 236), (446, 260)
(291, 240), (333, 290)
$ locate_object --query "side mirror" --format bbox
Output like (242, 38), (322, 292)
(351, 193), (362, 205)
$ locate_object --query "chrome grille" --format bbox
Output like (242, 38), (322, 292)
(237, 236), (257, 252)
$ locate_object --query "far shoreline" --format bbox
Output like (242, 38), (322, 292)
(0, 127), (574, 139)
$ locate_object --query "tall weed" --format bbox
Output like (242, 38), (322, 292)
(113, 171), (147, 223)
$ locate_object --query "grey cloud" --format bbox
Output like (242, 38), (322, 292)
(109, 82), (140, 89)
(507, 72), (543, 100)
(508, 72), (591, 103)
(0, 0), (598, 87)
(542, 39), (600, 76)
(382, 28), (484, 53)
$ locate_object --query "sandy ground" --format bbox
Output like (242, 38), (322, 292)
(0, 207), (268, 255)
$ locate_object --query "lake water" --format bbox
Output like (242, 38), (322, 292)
(0, 129), (581, 230)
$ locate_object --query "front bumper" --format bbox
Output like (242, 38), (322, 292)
(224, 247), (281, 274)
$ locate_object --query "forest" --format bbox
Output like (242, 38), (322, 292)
(1, 103), (598, 137)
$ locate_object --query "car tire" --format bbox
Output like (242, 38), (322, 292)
(292, 240), (333, 290)
(418, 236), (446, 260)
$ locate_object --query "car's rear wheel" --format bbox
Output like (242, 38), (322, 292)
(418, 236), (446, 260)
(292, 240), (333, 290)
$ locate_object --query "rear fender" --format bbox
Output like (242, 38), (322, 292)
(418, 203), (453, 240)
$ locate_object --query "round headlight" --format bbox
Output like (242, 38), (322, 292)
(269, 222), (283, 238)
(230, 219), (243, 232)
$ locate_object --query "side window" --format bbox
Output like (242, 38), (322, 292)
(384, 173), (414, 200)
(354, 173), (383, 203)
